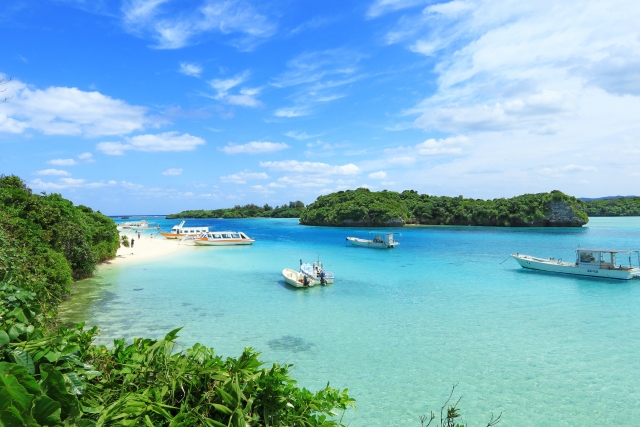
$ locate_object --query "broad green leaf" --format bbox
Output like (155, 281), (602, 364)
(0, 406), (26, 427)
(31, 396), (61, 427)
(63, 372), (84, 396)
(10, 350), (35, 375)
(0, 363), (39, 396)
(0, 330), (9, 347)
(230, 409), (246, 427)
(39, 364), (79, 421)
(0, 372), (34, 414)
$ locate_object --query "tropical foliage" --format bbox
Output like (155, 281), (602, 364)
(167, 202), (305, 219)
(0, 176), (356, 426)
(300, 188), (588, 227)
(0, 175), (120, 310)
(583, 197), (640, 216)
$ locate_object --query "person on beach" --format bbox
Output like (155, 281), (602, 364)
(138, 231), (141, 239)
(131, 238), (135, 248)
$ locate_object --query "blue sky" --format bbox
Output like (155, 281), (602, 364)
(1, 0), (639, 214)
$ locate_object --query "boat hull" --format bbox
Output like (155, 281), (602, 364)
(346, 237), (398, 249)
(512, 254), (640, 280)
(160, 232), (201, 239)
(193, 239), (254, 246)
(282, 268), (317, 288)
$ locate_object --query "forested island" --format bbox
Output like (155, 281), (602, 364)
(166, 201), (305, 219)
(0, 176), (354, 426)
(299, 189), (589, 227)
(583, 197), (640, 216)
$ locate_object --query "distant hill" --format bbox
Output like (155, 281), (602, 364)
(580, 196), (637, 201)
(582, 197), (640, 216)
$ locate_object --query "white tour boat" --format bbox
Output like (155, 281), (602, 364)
(160, 221), (211, 239)
(282, 268), (319, 288)
(300, 258), (334, 284)
(118, 220), (160, 230)
(346, 232), (400, 249)
(511, 248), (640, 280)
(193, 231), (255, 246)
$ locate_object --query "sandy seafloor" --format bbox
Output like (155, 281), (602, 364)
(59, 216), (640, 426)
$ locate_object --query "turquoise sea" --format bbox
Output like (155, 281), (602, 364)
(59, 217), (640, 426)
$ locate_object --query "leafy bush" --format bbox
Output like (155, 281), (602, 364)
(584, 197), (640, 216)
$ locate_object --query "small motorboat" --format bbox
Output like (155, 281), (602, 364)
(118, 220), (160, 230)
(193, 231), (255, 246)
(511, 248), (640, 280)
(346, 232), (400, 249)
(160, 221), (211, 239)
(282, 268), (318, 288)
(300, 258), (334, 284)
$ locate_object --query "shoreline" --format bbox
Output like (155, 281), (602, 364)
(102, 231), (194, 265)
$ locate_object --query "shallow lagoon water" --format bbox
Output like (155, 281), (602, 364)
(59, 217), (640, 426)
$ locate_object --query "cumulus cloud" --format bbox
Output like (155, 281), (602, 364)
(34, 169), (70, 176)
(368, 171), (387, 179)
(179, 62), (203, 77)
(219, 141), (289, 155)
(284, 131), (321, 140)
(47, 158), (77, 166)
(220, 171), (269, 184)
(162, 168), (183, 175)
(96, 132), (205, 155)
(78, 152), (96, 163)
(0, 78), (150, 137)
(30, 177), (116, 191)
(260, 160), (361, 175)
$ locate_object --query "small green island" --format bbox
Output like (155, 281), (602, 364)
(170, 189), (591, 227)
(583, 197), (640, 217)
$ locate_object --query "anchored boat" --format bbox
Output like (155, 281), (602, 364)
(346, 232), (400, 249)
(512, 248), (640, 280)
(300, 258), (334, 284)
(160, 221), (211, 239)
(193, 231), (255, 246)
(118, 219), (160, 230)
(283, 268), (319, 288)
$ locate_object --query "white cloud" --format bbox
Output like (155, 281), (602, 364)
(425, 1), (475, 16)
(366, 0), (429, 18)
(284, 131), (321, 140)
(415, 136), (470, 155)
(368, 171), (387, 179)
(260, 160), (361, 175)
(219, 141), (289, 155)
(0, 78), (150, 137)
(220, 171), (269, 184)
(274, 107), (308, 117)
(96, 132), (205, 155)
(208, 72), (261, 107)
(30, 177), (116, 191)
(539, 165), (597, 175)
(34, 169), (70, 176)
(179, 62), (203, 77)
(78, 152), (95, 162)
(162, 168), (183, 176)
(47, 158), (77, 166)
(122, 0), (276, 50)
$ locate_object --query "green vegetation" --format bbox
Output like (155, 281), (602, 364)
(0, 175), (120, 310)
(167, 202), (305, 219)
(300, 188), (588, 227)
(584, 197), (640, 216)
(0, 176), (356, 426)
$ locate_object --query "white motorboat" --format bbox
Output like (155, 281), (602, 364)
(118, 219), (160, 230)
(193, 231), (255, 246)
(160, 221), (211, 239)
(346, 232), (400, 249)
(300, 258), (334, 284)
(512, 248), (640, 280)
(282, 268), (318, 288)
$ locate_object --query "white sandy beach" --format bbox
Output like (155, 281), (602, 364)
(105, 231), (194, 264)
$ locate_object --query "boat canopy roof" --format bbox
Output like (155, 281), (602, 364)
(575, 248), (640, 253)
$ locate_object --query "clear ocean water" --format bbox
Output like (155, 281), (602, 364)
(59, 217), (640, 426)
